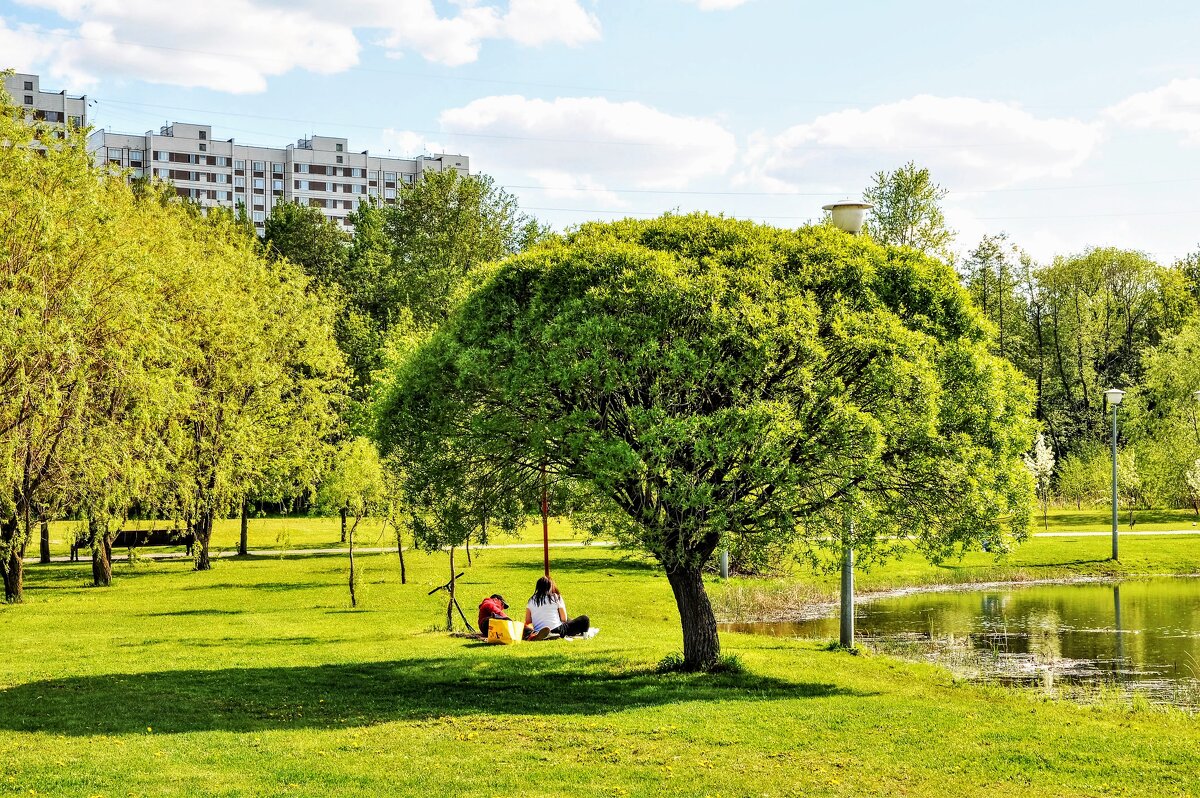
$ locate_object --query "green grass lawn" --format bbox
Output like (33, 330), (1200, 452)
(3, 530), (1200, 797)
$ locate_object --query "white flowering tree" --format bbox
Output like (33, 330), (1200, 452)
(1023, 434), (1056, 530)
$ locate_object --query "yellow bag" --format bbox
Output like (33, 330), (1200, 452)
(487, 619), (524, 645)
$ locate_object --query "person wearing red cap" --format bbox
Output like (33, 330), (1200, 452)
(477, 594), (511, 638)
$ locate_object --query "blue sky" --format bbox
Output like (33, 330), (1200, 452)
(3, 0), (1199, 263)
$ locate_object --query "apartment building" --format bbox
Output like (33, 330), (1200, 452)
(90, 122), (469, 232)
(2, 71), (87, 127)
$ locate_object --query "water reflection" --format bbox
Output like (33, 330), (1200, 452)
(722, 577), (1200, 705)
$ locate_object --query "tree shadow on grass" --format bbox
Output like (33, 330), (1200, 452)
(0, 651), (870, 736)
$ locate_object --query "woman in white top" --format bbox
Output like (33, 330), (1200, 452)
(524, 576), (590, 640)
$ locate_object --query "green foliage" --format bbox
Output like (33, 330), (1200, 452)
(1054, 443), (1110, 509)
(863, 161), (955, 260)
(379, 212), (1036, 669)
(382, 170), (546, 328)
(1123, 314), (1200, 511)
(263, 201), (350, 285)
(0, 87), (347, 593)
(317, 438), (387, 523)
(1034, 248), (1193, 451)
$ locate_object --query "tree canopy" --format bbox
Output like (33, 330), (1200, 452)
(863, 161), (955, 260)
(378, 213), (1035, 670)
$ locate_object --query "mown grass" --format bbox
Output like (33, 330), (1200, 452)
(3, 530), (1200, 797)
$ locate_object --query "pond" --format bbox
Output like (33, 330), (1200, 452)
(723, 577), (1200, 706)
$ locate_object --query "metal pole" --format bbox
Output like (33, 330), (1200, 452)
(541, 463), (550, 577)
(719, 549), (729, 579)
(840, 538), (855, 648)
(1111, 403), (1119, 561)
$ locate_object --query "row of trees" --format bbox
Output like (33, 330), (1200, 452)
(1, 81), (552, 605)
(864, 162), (1200, 513)
(0, 98), (346, 602)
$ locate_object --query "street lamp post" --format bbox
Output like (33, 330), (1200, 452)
(823, 199), (872, 648)
(1104, 388), (1125, 561)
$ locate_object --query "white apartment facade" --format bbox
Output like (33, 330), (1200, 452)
(89, 122), (469, 232)
(3, 72), (87, 127)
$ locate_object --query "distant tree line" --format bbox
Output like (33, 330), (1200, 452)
(865, 162), (1200, 514)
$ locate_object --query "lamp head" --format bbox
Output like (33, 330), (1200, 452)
(822, 199), (873, 235)
(1104, 388), (1126, 406)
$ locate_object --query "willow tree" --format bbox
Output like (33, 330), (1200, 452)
(378, 213), (1035, 670)
(170, 208), (347, 571)
(0, 87), (187, 600)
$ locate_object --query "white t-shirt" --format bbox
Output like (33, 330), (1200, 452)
(527, 594), (566, 632)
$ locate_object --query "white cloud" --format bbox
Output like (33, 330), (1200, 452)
(379, 128), (446, 157)
(500, 0), (601, 47)
(437, 95), (737, 191)
(14, 0), (360, 92)
(1106, 78), (1200, 145)
(744, 95), (1102, 192)
(7, 0), (602, 91)
(0, 17), (58, 74)
(524, 169), (627, 207)
(684, 0), (753, 9)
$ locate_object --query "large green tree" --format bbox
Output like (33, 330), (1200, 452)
(378, 214), (1035, 670)
(0, 89), (192, 600)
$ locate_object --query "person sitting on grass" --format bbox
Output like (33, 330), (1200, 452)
(477, 594), (511, 638)
(524, 576), (590, 641)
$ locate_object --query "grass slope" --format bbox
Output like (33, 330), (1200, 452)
(2, 534), (1199, 797)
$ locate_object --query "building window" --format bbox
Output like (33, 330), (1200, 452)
(234, 176), (245, 187)
(234, 160), (245, 169)
(23, 95), (33, 105)
(296, 163), (309, 173)
(369, 171), (378, 179)
(199, 130), (207, 140)
(253, 178), (265, 189)
(253, 161), (264, 171)
(272, 163), (283, 173)
(216, 174), (228, 184)
(404, 174), (414, 184)
(336, 155), (343, 164)
(335, 143), (344, 152)
(107, 148), (121, 159)
(130, 150), (143, 162)
(272, 179), (283, 191)
(23, 81), (33, 91)
(384, 171), (396, 180)
(384, 188), (396, 199)
(296, 180), (309, 190)
(68, 115), (82, 127)
(198, 143), (207, 152)
(252, 211), (265, 222)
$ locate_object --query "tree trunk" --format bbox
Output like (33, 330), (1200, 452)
(1, 516), (24, 603)
(194, 511), (213, 571)
(339, 506), (348, 544)
(665, 562), (720, 671)
(465, 534), (472, 566)
(238, 499), (249, 556)
(1, 550), (21, 604)
(396, 523), (407, 585)
(348, 519), (357, 608)
(37, 518), (50, 564)
(91, 518), (112, 588)
(446, 547), (456, 631)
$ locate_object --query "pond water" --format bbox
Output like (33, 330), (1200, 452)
(723, 578), (1200, 705)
